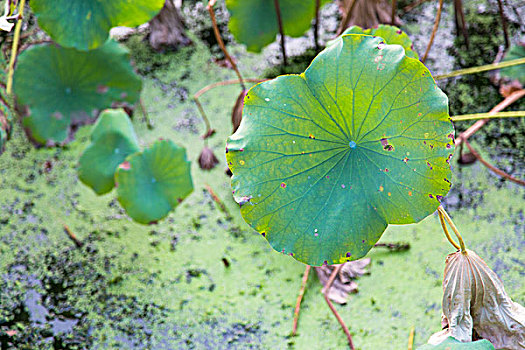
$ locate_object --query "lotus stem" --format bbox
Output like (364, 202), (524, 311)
(450, 111), (525, 121)
(437, 209), (460, 250)
(314, 0), (321, 52)
(403, 0), (431, 13)
(322, 263), (355, 349)
(496, 0), (509, 49)
(464, 140), (525, 186)
(207, 0), (246, 90)
(194, 78), (266, 99)
(407, 325), (415, 350)
(437, 206), (466, 254)
(193, 96), (212, 138)
(204, 184), (233, 220)
(6, 0), (26, 96)
(435, 57), (525, 80)
(63, 224), (83, 248)
(391, 0), (397, 25)
(337, 0), (357, 35)
(292, 265), (311, 336)
(421, 0), (443, 64)
(455, 89), (525, 146)
(273, 0), (288, 67)
(453, 0), (469, 49)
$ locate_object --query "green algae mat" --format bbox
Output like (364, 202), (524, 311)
(1, 41), (524, 349)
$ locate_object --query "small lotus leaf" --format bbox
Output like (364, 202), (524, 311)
(500, 44), (525, 84)
(329, 25), (419, 59)
(13, 40), (141, 145)
(417, 337), (495, 350)
(225, 0), (331, 52)
(226, 35), (454, 265)
(115, 139), (193, 224)
(78, 109), (140, 195)
(31, 0), (165, 50)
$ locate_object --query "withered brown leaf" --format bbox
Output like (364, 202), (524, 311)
(428, 250), (525, 349)
(315, 258), (371, 304)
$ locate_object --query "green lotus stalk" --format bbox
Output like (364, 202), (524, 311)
(437, 206), (466, 254)
(6, 0), (26, 96)
(450, 111), (525, 121)
(435, 57), (525, 80)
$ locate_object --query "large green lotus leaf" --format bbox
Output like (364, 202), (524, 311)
(417, 337), (495, 350)
(501, 44), (525, 84)
(226, 35), (454, 266)
(31, 0), (165, 51)
(78, 109), (140, 195)
(116, 140), (193, 224)
(226, 0), (331, 52)
(329, 25), (419, 59)
(13, 40), (141, 145)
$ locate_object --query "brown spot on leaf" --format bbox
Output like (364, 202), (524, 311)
(119, 161), (131, 170)
(97, 85), (109, 94)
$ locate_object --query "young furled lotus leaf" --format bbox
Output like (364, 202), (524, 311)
(500, 43), (525, 84)
(328, 25), (419, 59)
(428, 250), (525, 349)
(78, 109), (140, 195)
(13, 40), (141, 145)
(225, 0), (331, 52)
(115, 139), (193, 224)
(417, 337), (495, 350)
(31, 0), (165, 51)
(226, 35), (454, 266)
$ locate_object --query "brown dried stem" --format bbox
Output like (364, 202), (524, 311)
(496, 0), (509, 49)
(464, 140), (525, 186)
(63, 224), (83, 248)
(204, 184), (233, 220)
(314, 0), (321, 52)
(194, 78), (266, 99)
(273, 0), (288, 66)
(391, 0), (397, 25)
(403, 0), (431, 13)
(453, 0), (469, 49)
(192, 78), (266, 139)
(421, 0), (443, 63)
(292, 265), (311, 336)
(207, 0), (246, 90)
(322, 263), (355, 349)
(337, 0), (357, 35)
(455, 89), (525, 147)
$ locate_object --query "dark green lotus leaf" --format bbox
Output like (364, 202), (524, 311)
(501, 44), (525, 84)
(329, 25), (419, 59)
(226, 0), (331, 52)
(226, 35), (454, 266)
(13, 40), (141, 145)
(417, 337), (495, 350)
(116, 139), (193, 224)
(78, 109), (140, 195)
(31, 0), (165, 50)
